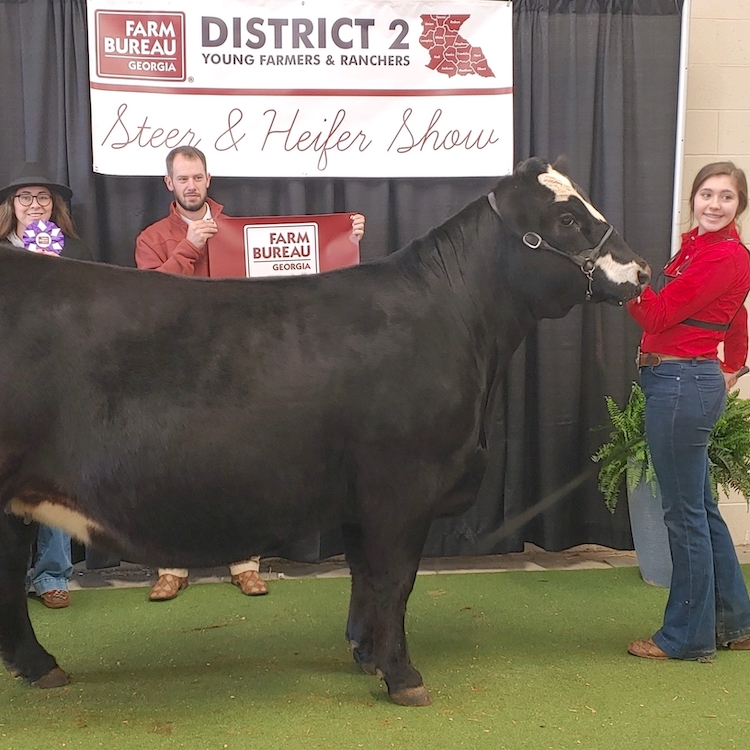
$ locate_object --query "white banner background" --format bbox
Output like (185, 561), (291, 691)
(87, 0), (513, 178)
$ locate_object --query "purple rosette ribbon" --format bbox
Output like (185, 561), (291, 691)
(22, 219), (65, 254)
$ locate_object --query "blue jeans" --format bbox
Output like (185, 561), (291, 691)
(641, 359), (750, 659)
(28, 525), (73, 595)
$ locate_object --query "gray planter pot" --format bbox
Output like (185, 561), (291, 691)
(626, 465), (672, 588)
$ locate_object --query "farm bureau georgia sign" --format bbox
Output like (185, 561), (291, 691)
(207, 213), (360, 279)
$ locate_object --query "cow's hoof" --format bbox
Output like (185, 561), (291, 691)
(350, 641), (377, 675)
(389, 685), (432, 707)
(31, 667), (69, 689)
(358, 661), (377, 676)
(353, 651), (377, 675)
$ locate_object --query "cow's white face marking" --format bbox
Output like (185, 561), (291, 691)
(538, 167), (643, 286)
(538, 167), (606, 222)
(595, 254), (643, 286)
(8, 499), (102, 544)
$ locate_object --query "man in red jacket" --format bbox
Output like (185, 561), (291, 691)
(135, 146), (364, 601)
(136, 145), (365, 274)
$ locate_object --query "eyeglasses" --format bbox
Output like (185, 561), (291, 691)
(14, 192), (52, 207)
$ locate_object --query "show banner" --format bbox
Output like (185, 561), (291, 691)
(207, 213), (360, 278)
(86, 0), (513, 178)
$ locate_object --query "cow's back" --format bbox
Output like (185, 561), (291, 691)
(0, 246), (485, 565)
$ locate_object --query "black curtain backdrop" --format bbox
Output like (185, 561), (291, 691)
(0, 0), (683, 557)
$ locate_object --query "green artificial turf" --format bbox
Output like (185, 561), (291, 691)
(2, 567), (750, 749)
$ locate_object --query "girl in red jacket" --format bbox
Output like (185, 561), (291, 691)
(627, 161), (750, 660)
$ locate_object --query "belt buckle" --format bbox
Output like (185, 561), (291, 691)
(636, 350), (661, 368)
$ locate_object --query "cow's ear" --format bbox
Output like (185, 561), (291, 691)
(515, 156), (547, 176)
(552, 154), (570, 176)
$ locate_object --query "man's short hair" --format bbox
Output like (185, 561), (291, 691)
(166, 146), (208, 177)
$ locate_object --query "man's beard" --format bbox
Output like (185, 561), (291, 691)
(176, 193), (206, 213)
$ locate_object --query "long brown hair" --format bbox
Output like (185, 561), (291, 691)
(689, 161), (749, 226)
(0, 188), (80, 240)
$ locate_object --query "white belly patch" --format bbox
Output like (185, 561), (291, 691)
(7, 499), (102, 544)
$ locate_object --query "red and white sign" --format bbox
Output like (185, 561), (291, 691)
(95, 11), (186, 81)
(243, 223), (319, 278)
(86, 0), (513, 178)
(207, 213), (359, 279)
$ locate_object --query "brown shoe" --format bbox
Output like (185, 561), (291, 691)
(727, 635), (750, 650)
(149, 573), (188, 601)
(230, 569), (268, 596)
(41, 590), (70, 609)
(627, 638), (670, 660)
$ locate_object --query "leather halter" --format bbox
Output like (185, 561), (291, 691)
(487, 190), (615, 300)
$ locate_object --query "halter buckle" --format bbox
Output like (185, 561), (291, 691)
(581, 258), (596, 274)
(522, 232), (542, 250)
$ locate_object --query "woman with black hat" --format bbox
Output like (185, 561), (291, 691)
(0, 169), (90, 608)
(0, 170), (90, 259)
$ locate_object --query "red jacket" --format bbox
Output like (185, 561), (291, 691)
(627, 222), (750, 372)
(135, 197), (227, 277)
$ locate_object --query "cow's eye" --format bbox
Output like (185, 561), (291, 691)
(560, 214), (576, 227)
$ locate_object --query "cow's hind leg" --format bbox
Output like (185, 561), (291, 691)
(0, 513), (68, 687)
(343, 522), (377, 675)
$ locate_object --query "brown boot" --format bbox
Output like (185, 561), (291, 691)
(230, 570), (268, 596)
(41, 590), (70, 609)
(627, 638), (670, 660)
(149, 573), (188, 601)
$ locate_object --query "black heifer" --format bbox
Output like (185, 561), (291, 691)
(0, 157), (649, 705)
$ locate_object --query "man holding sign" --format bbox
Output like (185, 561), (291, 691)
(136, 146), (365, 276)
(135, 146), (365, 601)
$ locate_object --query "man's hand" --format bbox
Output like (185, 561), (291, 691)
(350, 213), (365, 240)
(186, 218), (218, 249)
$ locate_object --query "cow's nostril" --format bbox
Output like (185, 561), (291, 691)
(638, 268), (651, 286)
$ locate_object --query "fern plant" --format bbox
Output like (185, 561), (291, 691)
(591, 383), (656, 512)
(709, 390), (750, 501)
(592, 383), (750, 513)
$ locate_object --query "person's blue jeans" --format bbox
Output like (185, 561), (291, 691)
(641, 359), (750, 659)
(28, 525), (73, 595)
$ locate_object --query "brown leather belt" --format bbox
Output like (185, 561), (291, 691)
(637, 352), (714, 367)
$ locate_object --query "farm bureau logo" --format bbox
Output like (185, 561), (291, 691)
(95, 10), (186, 81)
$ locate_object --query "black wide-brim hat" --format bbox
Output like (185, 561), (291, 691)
(0, 172), (73, 203)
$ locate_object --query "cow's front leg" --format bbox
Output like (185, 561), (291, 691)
(342, 522), (377, 674)
(368, 563), (430, 706)
(0, 514), (68, 687)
